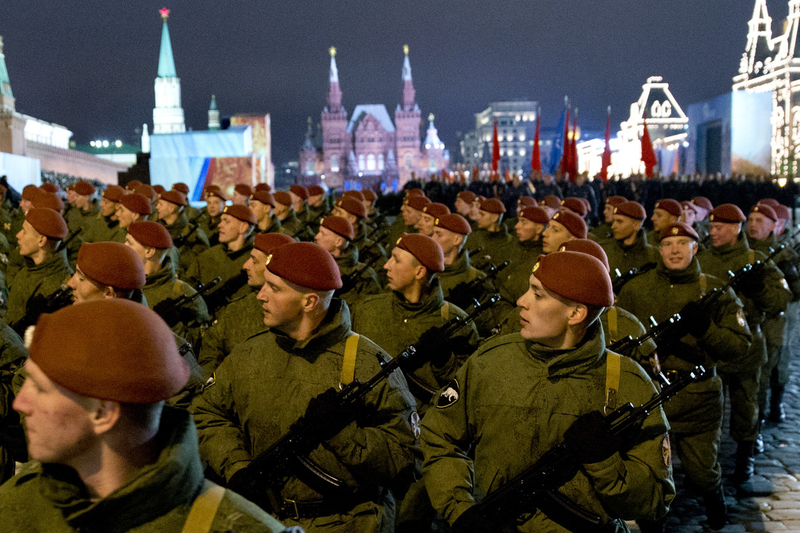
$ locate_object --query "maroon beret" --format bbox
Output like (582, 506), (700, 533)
(395, 233), (445, 273)
(290, 185), (309, 200)
(561, 197), (587, 217)
(120, 193), (153, 215)
(159, 189), (187, 206)
(542, 195), (562, 209)
(30, 299), (188, 403)
(172, 182), (190, 194)
(273, 191), (292, 206)
(654, 199), (682, 218)
(480, 198), (506, 214)
(21, 185), (39, 202)
(335, 195), (367, 218)
(681, 200), (698, 214)
(253, 232), (295, 254)
(520, 206), (550, 225)
(134, 184), (155, 200)
(32, 191), (64, 212)
(308, 185), (325, 196)
(757, 198), (780, 208)
(39, 183), (61, 194)
(692, 196), (713, 212)
(457, 191), (477, 204)
(614, 201), (646, 221)
(518, 196), (537, 208)
(26, 208), (68, 240)
(77, 242), (146, 290)
(423, 202), (450, 218)
(204, 186), (226, 201)
(659, 222), (699, 241)
(362, 190), (377, 202)
(406, 196), (431, 212)
(533, 251), (613, 307)
(709, 204), (746, 223)
(750, 204), (777, 222)
(71, 181), (95, 196)
(773, 204), (791, 220)
(251, 190), (275, 207)
(434, 213), (471, 235)
(222, 204), (256, 225)
(128, 221), (173, 250)
(405, 188), (425, 198)
(126, 180), (143, 191)
(551, 210), (588, 239)
(321, 216), (355, 240)
(266, 241), (342, 290)
(234, 184), (253, 197)
(343, 190), (365, 202)
(606, 196), (627, 207)
(153, 184), (166, 195)
(558, 239), (610, 272)
(255, 183), (272, 193)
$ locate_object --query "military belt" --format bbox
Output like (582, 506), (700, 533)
(664, 367), (716, 383)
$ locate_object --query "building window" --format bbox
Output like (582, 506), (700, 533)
(367, 154), (376, 171)
(378, 154), (385, 170)
(406, 154), (412, 168)
(359, 154), (365, 170)
(331, 155), (339, 172)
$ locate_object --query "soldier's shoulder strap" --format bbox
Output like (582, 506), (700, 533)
(181, 480), (226, 533)
(440, 301), (451, 320)
(341, 333), (360, 386)
(607, 306), (619, 340)
(699, 273), (708, 297)
(604, 351), (622, 415)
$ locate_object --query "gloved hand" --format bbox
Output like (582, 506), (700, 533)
(451, 505), (496, 533)
(226, 467), (252, 497)
(413, 327), (452, 368)
(446, 282), (474, 310)
(152, 299), (188, 328)
(299, 388), (350, 441)
(731, 268), (766, 297)
(563, 411), (625, 464)
(678, 301), (712, 338)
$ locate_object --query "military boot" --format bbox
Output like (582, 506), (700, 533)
(769, 384), (786, 423)
(732, 440), (756, 485)
(702, 485), (728, 530)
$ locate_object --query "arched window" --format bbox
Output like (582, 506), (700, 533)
(330, 155), (339, 172)
(378, 154), (385, 170)
(358, 154), (365, 170)
(405, 154), (412, 168)
(367, 154), (376, 171)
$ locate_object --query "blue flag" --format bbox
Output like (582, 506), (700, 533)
(547, 102), (569, 175)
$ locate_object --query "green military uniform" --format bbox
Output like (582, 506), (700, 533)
(697, 236), (791, 445)
(0, 321), (28, 482)
(601, 229), (659, 276)
(352, 227), (387, 271)
(143, 259), (210, 354)
(197, 290), (266, 379)
(437, 250), (484, 301)
(197, 210), (221, 247)
(0, 406), (289, 532)
(465, 225), (514, 266)
(351, 280), (479, 413)
(259, 215), (283, 235)
(617, 257), (751, 496)
(192, 299), (418, 532)
(381, 217), (413, 253)
(164, 212), (210, 278)
(185, 237), (254, 314)
(6, 252), (72, 335)
(277, 210), (304, 239)
(82, 212), (126, 243)
(421, 324), (675, 531)
(588, 221), (613, 244)
(334, 248), (381, 310)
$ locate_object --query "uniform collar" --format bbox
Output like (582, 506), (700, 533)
(524, 320), (606, 378)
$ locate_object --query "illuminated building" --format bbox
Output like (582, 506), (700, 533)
(298, 46), (449, 191)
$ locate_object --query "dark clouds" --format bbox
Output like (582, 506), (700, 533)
(1, 0), (766, 163)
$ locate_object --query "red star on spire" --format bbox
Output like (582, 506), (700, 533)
(159, 7), (170, 19)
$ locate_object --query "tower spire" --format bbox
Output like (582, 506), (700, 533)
(208, 95), (220, 130)
(327, 46), (342, 111)
(401, 44), (416, 111)
(152, 8), (185, 134)
(157, 8), (177, 78)
(0, 35), (14, 113)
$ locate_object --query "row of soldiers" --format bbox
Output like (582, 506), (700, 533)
(0, 176), (796, 532)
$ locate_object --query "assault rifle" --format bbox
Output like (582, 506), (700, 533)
(152, 276), (221, 328)
(201, 271), (249, 316)
(12, 285), (74, 335)
(465, 366), (706, 531)
(446, 260), (510, 310)
(57, 227), (83, 253)
(612, 262), (656, 294)
(227, 293), (499, 515)
(608, 313), (681, 357)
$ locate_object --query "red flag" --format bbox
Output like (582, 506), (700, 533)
(558, 107), (571, 175)
(491, 118), (501, 173)
(568, 111), (579, 181)
(531, 110), (541, 173)
(600, 106), (612, 182)
(640, 114), (657, 178)
(441, 168), (451, 182)
(504, 168), (512, 182)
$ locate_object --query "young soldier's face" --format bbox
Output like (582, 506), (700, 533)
(416, 214), (436, 237)
(218, 214), (245, 244)
(454, 198), (471, 217)
(124, 234), (149, 263)
(257, 269), (306, 331)
(541, 221), (573, 254)
(206, 197), (223, 217)
(16, 221), (42, 258)
(709, 222), (740, 248)
(403, 207), (423, 226)
(476, 210), (498, 231)
(515, 218), (543, 243)
(659, 236), (697, 271)
(384, 247), (421, 292)
(67, 268), (107, 304)
(611, 215), (639, 241)
(432, 227), (459, 256)
(155, 199), (178, 221)
(100, 197), (117, 217)
(249, 200), (271, 222)
(314, 226), (341, 254)
(14, 360), (99, 465)
(651, 209), (677, 233)
(746, 212), (775, 242)
(603, 204), (616, 223)
(517, 275), (573, 345)
(243, 248), (269, 287)
(115, 205), (139, 229)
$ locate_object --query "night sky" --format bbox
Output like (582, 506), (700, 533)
(1, 0), (768, 165)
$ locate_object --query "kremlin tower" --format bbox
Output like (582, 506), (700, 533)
(394, 45), (422, 183)
(320, 47), (348, 188)
(152, 8), (185, 135)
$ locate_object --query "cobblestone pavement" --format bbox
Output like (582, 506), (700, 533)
(631, 312), (800, 532)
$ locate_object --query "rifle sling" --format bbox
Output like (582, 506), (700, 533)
(181, 480), (225, 533)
